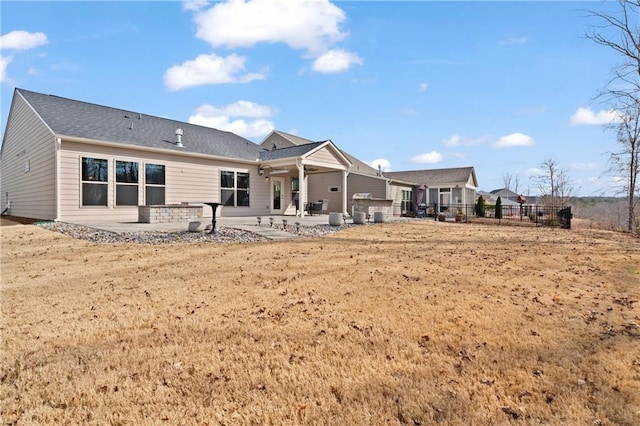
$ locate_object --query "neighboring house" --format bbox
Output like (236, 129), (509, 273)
(385, 167), (478, 214)
(1, 89), (479, 222)
(484, 188), (539, 205)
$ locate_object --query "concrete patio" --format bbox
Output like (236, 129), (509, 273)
(65, 214), (403, 235)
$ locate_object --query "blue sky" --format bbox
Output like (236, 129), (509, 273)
(0, 1), (628, 196)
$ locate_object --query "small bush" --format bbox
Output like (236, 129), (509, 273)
(475, 196), (486, 217)
(495, 197), (503, 220)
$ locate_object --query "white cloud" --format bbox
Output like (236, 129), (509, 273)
(370, 158), (392, 172)
(0, 31), (48, 83)
(188, 101), (275, 139)
(188, 0), (360, 74)
(399, 108), (417, 116)
(0, 30), (48, 51)
(311, 49), (363, 73)
(571, 162), (599, 171)
(164, 53), (267, 90)
(419, 82), (429, 92)
(182, 0), (208, 12)
(493, 132), (535, 148)
(193, 0), (347, 53)
(500, 36), (530, 45)
(410, 151), (443, 164)
(0, 55), (12, 83)
(526, 167), (544, 177)
(570, 107), (621, 126)
(443, 134), (488, 147)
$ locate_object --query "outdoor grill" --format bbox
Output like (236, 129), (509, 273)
(352, 193), (372, 200)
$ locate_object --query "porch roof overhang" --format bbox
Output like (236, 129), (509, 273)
(258, 140), (352, 174)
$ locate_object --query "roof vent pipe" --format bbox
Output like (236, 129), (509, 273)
(377, 164), (383, 177)
(175, 128), (184, 147)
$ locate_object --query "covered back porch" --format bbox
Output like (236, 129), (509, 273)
(258, 140), (352, 217)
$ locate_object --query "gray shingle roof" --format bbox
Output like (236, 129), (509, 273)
(384, 167), (477, 186)
(259, 141), (325, 161)
(268, 130), (319, 147)
(17, 88), (264, 161)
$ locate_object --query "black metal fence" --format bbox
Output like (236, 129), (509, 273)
(409, 203), (572, 229)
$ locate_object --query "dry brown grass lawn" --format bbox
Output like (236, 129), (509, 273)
(1, 221), (639, 425)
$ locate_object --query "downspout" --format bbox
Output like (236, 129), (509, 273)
(342, 169), (349, 215)
(55, 137), (61, 221)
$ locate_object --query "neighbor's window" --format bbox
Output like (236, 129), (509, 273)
(221, 170), (250, 207)
(115, 160), (139, 206)
(81, 157), (108, 206)
(145, 163), (165, 205)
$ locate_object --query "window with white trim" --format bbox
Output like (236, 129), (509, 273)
(221, 170), (250, 207)
(116, 160), (139, 206)
(145, 163), (165, 205)
(81, 157), (108, 206)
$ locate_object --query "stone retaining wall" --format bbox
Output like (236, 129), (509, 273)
(138, 205), (203, 224)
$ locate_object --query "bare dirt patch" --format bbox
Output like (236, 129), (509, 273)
(0, 216), (39, 226)
(1, 221), (639, 424)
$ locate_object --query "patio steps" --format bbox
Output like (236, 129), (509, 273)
(231, 225), (299, 241)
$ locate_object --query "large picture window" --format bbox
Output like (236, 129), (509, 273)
(145, 163), (165, 205)
(116, 160), (139, 206)
(221, 170), (250, 207)
(81, 157), (108, 206)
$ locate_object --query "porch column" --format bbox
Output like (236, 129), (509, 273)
(298, 162), (305, 217)
(342, 170), (348, 215)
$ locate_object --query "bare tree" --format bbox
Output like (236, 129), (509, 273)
(605, 105), (640, 231)
(538, 157), (574, 208)
(502, 173), (521, 194)
(502, 173), (513, 191)
(586, 0), (640, 232)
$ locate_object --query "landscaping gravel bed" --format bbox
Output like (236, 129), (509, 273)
(36, 222), (356, 245)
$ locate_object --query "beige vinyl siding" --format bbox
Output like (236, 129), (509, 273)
(307, 171), (388, 215)
(307, 173), (342, 213)
(58, 141), (270, 222)
(305, 147), (345, 168)
(348, 173), (386, 198)
(0, 93), (56, 220)
(389, 183), (414, 216)
(347, 173), (388, 215)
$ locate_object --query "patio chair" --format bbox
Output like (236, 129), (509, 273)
(312, 201), (323, 215)
(319, 199), (329, 214)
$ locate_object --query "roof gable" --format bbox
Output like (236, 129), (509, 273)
(16, 88), (263, 161)
(260, 140), (352, 169)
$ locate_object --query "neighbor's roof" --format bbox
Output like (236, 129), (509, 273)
(15, 88), (264, 161)
(489, 188), (520, 198)
(384, 167), (478, 187)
